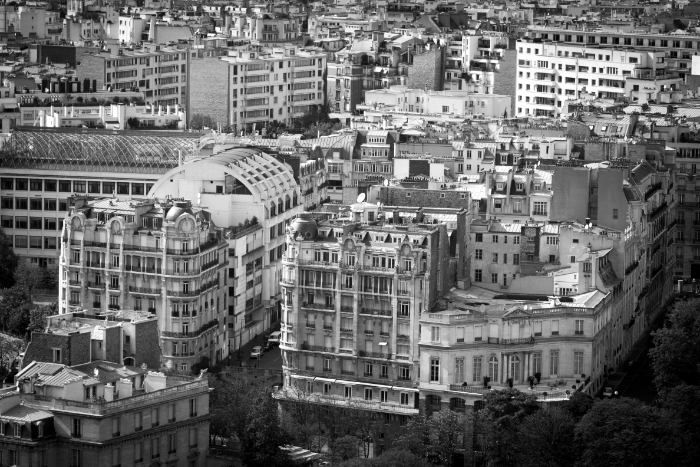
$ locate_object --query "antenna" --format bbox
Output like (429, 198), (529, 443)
(357, 193), (366, 203)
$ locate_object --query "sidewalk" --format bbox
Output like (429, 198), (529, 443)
(222, 321), (281, 367)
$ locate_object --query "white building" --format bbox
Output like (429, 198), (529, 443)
(516, 38), (682, 117)
(361, 85), (511, 119)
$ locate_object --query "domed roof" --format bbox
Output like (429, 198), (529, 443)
(165, 202), (193, 222)
(291, 214), (318, 241)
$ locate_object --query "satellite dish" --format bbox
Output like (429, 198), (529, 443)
(357, 193), (366, 203)
(383, 179), (389, 187)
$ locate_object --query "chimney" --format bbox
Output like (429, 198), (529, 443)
(590, 251), (598, 291)
(116, 378), (133, 399)
(143, 371), (167, 392)
(104, 383), (115, 401)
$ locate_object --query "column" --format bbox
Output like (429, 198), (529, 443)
(500, 351), (505, 383)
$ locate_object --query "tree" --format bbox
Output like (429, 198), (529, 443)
(0, 286), (32, 336)
(304, 121), (343, 139)
(650, 298), (700, 466)
(0, 228), (18, 288)
(331, 435), (362, 462)
(512, 408), (579, 467)
(43, 262), (60, 290)
(641, 103), (650, 112)
(13, 262), (45, 297)
(563, 391), (595, 420)
(189, 113), (217, 130)
(0, 332), (24, 380)
(209, 377), (289, 467)
(28, 303), (57, 334)
(667, 104), (676, 115)
(575, 398), (682, 467)
(333, 449), (433, 467)
(651, 298), (700, 393)
(127, 117), (140, 129)
(393, 409), (467, 466)
(478, 389), (540, 467)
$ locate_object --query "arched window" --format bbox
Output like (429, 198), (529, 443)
(293, 191), (298, 207)
(285, 195), (291, 210)
(278, 198), (284, 214)
(510, 355), (520, 381)
(488, 355), (499, 382)
(270, 201), (277, 217)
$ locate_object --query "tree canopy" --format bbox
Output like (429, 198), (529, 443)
(0, 228), (18, 289)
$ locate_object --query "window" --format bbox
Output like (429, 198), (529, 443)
(72, 418), (82, 437)
(152, 407), (159, 427)
(112, 416), (120, 436)
(0, 178), (13, 189)
(29, 179), (42, 191)
(454, 358), (465, 384)
(613, 208), (618, 219)
(429, 358), (440, 382)
(168, 403), (176, 422)
(30, 198), (42, 210)
(430, 326), (440, 342)
(364, 388), (373, 401)
(473, 356), (482, 382)
(168, 433), (177, 454)
(575, 319), (584, 335)
(533, 201), (547, 216)
(533, 353), (541, 374)
(72, 449), (81, 467)
(344, 386), (353, 398)
(492, 253), (498, 264)
(475, 269), (482, 282)
(399, 366), (410, 380)
(364, 362), (373, 377)
(189, 398), (197, 417)
(488, 355), (499, 381)
(534, 321), (542, 337)
(135, 442), (143, 463)
(475, 233), (483, 242)
(574, 351), (584, 374)
(475, 249), (482, 260)
(189, 428), (198, 448)
(151, 438), (160, 458)
(491, 273), (498, 283)
(15, 179), (28, 190)
(492, 235), (499, 243)
(551, 320), (559, 336)
(513, 254), (520, 265)
(400, 393), (410, 405)
(550, 350), (559, 376)
(53, 348), (61, 363)
(134, 412), (142, 431)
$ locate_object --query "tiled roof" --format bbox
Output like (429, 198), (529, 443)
(0, 405), (53, 423)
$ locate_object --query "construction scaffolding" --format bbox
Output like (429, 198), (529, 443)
(0, 127), (200, 174)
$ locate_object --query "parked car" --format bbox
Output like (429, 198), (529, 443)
(250, 346), (263, 359)
(263, 341), (274, 352)
(603, 386), (613, 398)
(268, 331), (282, 346)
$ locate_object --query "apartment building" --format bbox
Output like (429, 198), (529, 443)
(77, 42), (190, 109)
(275, 205), (467, 417)
(0, 128), (199, 265)
(481, 167), (554, 223)
(230, 12), (302, 43)
(526, 26), (699, 82)
(4, 358), (209, 467)
(328, 32), (422, 114)
(58, 197), (228, 370)
(148, 146), (303, 353)
(440, 31), (509, 94)
(515, 38), (682, 117)
(418, 286), (612, 412)
(221, 45), (326, 131)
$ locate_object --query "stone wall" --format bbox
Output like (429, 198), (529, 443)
(134, 319), (162, 370)
(23, 331), (91, 367)
(407, 46), (444, 92)
(105, 326), (122, 364)
(379, 186), (471, 209)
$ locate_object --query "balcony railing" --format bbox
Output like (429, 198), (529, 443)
(161, 319), (219, 339)
(87, 282), (105, 289)
(129, 286), (161, 295)
(449, 384), (490, 394)
(358, 350), (388, 359)
(300, 343), (335, 352)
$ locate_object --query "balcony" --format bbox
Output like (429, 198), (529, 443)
(129, 286), (161, 296)
(161, 319), (219, 339)
(86, 261), (105, 268)
(358, 350), (388, 359)
(273, 388), (419, 414)
(359, 308), (392, 317)
(87, 282), (105, 290)
(449, 384), (490, 394)
(300, 343), (335, 353)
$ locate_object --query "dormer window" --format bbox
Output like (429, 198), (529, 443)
(534, 184), (541, 191)
(496, 183), (504, 190)
(516, 183), (524, 191)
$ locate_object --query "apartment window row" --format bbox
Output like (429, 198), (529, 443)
(12, 235), (59, 249)
(0, 178), (151, 196)
(473, 233), (521, 244)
